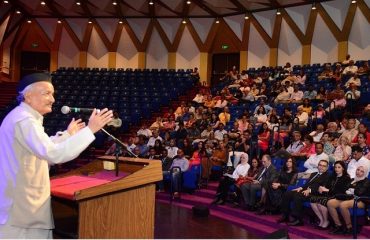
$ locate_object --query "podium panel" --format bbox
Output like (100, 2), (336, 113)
(51, 157), (162, 238)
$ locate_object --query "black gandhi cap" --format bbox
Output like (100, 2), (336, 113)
(17, 72), (52, 92)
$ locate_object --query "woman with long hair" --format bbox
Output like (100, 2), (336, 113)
(258, 123), (271, 155)
(309, 161), (352, 229)
(189, 141), (206, 168)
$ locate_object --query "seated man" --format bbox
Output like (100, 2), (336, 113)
(157, 149), (174, 192)
(170, 149), (189, 197)
(347, 145), (370, 179)
(277, 160), (330, 226)
(240, 155), (278, 211)
(299, 142), (329, 178)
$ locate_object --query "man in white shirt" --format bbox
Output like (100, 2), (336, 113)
(286, 131), (304, 154)
(147, 130), (163, 147)
(347, 146), (370, 179)
(214, 123), (228, 141)
(165, 139), (179, 159)
(0, 73), (113, 238)
(137, 123), (152, 138)
(342, 60), (358, 75)
(296, 106), (308, 127)
(303, 142), (329, 175)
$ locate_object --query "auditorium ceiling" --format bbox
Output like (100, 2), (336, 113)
(3, 0), (332, 18)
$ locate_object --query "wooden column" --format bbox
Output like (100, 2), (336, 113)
(168, 52), (176, 69)
(269, 48), (278, 67)
(50, 50), (58, 72)
(108, 52), (116, 69)
(79, 51), (87, 68)
(200, 52), (211, 86)
(240, 51), (248, 71)
(302, 44), (311, 65)
(138, 52), (146, 69)
(338, 41), (348, 62)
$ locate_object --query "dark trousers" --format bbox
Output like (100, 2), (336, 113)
(240, 182), (262, 207)
(281, 190), (309, 220)
(216, 176), (235, 201)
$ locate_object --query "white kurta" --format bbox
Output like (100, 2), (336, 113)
(0, 102), (95, 232)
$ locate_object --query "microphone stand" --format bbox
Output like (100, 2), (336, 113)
(101, 128), (138, 177)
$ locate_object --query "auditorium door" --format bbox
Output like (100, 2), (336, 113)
(20, 51), (50, 78)
(211, 53), (239, 86)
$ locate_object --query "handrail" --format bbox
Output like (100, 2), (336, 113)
(330, 100), (336, 121)
(271, 124), (280, 149)
(345, 92), (354, 114)
(352, 195), (370, 239)
(293, 116), (300, 131)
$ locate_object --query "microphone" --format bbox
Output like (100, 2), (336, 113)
(61, 106), (99, 114)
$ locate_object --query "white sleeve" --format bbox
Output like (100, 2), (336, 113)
(15, 118), (95, 165)
(50, 130), (71, 143)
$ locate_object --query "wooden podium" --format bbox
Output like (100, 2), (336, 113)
(51, 156), (162, 239)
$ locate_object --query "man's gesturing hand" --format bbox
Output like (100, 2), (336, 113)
(88, 108), (113, 133)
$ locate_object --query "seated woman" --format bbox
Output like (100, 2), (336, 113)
(189, 141), (206, 169)
(276, 115), (293, 147)
(257, 123), (271, 156)
(327, 165), (370, 234)
(310, 161), (352, 229)
(254, 106), (268, 125)
(291, 135), (316, 161)
(212, 153), (250, 205)
(332, 136), (352, 163)
(260, 157), (298, 214)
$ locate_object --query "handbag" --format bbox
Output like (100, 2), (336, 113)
(235, 176), (253, 187)
(334, 194), (354, 201)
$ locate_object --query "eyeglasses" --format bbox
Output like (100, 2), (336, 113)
(318, 164), (328, 167)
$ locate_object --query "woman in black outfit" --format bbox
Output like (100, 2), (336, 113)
(309, 161), (352, 229)
(260, 157), (298, 214)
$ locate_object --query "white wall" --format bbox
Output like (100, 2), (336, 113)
(248, 24), (269, 68)
(311, 15), (338, 64)
(348, 8), (370, 61)
(86, 27), (108, 68)
(116, 27), (139, 69)
(176, 27), (200, 70)
(278, 19), (302, 67)
(58, 28), (79, 67)
(146, 28), (168, 69)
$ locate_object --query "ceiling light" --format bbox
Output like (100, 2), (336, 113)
(3, 0), (9, 3)
(276, 9), (281, 15)
(112, 1), (117, 5)
(182, 19), (186, 24)
(27, 20), (32, 23)
(351, 0), (357, 3)
(186, 0), (191, 4)
(118, 19), (123, 24)
(41, 1), (46, 5)
(311, 3), (316, 10)
(244, 13), (249, 20)
(215, 18), (220, 24)
(149, 0), (154, 5)
(57, 19), (62, 23)
(16, 10), (21, 14)
(88, 19), (93, 24)
(76, 1), (81, 5)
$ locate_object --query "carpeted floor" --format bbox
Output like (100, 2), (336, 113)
(156, 181), (370, 239)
